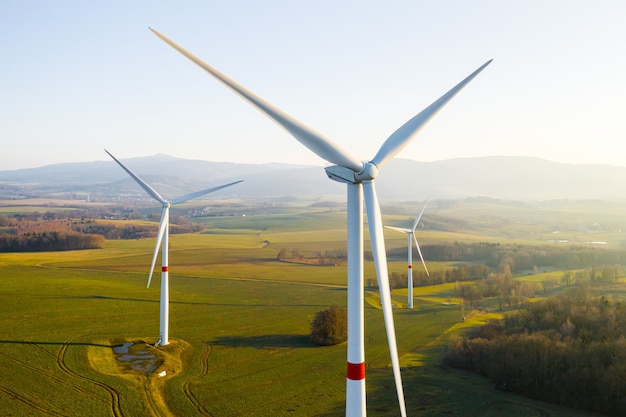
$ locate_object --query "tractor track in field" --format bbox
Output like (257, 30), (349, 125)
(471, 400), (495, 416)
(143, 381), (172, 417)
(0, 350), (91, 396)
(55, 337), (124, 417)
(0, 385), (67, 417)
(182, 343), (214, 416)
(471, 400), (549, 417)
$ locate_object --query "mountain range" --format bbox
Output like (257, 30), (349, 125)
(1, 155), (625, 202)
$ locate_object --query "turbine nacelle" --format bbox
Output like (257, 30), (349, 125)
(325, 162), (379, 184)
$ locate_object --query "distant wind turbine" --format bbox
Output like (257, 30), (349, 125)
(105, 149), (242, 346)
(149, 27), (491, 417)
(385, 199), (430, 309)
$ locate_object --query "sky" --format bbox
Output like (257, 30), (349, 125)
(1, 1), (625, 170)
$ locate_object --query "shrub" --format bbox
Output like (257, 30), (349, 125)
(310, 305), (347, 346)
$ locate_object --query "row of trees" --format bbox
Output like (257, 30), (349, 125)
(367, 263), (491, 289)
(386, 241), (626, 274)
(444, 289), (626, 415)
(277, 248), (347, 266)
(275, 242), (626, 284)
(0, 231), (105, 251)
(0, 208), (203, 252)
(376, 261), (625, 314)
(453, 266), (625, 312)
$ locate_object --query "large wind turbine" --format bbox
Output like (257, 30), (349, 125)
(105, 149), (242, 346)
(385, 200), (430, 309)
(149, 27), (490, 416)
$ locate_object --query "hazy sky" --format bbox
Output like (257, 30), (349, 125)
(1, 1), (625, 170)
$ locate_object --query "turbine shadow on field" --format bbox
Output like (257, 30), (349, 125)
(211, 334), (314, 349)
(41, 295), (159, 304)
(51, 295), (331, 309)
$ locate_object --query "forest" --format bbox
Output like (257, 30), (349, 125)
(395, 241), (626, 273)
(0, 230), (105, 252)
(0, 208), (202, 251)
(275, 241), (626, 289)
(444, 286), (626, 415)
(383, 242), (625, 300)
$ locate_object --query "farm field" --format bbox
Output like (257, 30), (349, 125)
(0, 198), (619, 416)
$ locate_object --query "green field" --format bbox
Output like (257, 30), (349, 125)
(0, 199), (614, 416)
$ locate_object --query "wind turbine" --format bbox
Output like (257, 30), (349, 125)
(105, 149), (242, 346)
(149, 27), (491, 416)
(385, 199), (430, 309)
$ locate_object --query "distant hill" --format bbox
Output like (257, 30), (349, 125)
(1, 155), (625, 201)
(376, 156), (626, 201)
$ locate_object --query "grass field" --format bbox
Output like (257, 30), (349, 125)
(0, 199), (614, 416)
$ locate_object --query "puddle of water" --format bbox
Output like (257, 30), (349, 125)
(114, 342), (159, 375)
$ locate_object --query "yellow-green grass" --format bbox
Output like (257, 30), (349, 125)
(0, 224), (603, 417)
(0, 199), (112, 217)
(197, 210), (346, 232)
(0, 206), (78, 215)
(0, 198), (103, 206)
(0, 261), (474, 416)
(0, 263), (342, 416)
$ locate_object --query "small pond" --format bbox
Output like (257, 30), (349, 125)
(113, 342), (160, 375)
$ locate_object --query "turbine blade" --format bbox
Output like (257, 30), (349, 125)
(384, 225), (411, 234)
(105, 149), (167, 204)
(148, 207), (169, 288)
(371, 60), (492, 168)
(171, 180), (243, 205)
(413, 233), (429, 276)
(149, 28), (363, 172)
(411, 198), (430, 231)
(363, 181), (407, 417)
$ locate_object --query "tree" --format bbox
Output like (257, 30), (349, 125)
(445, 293), (626, 415)
(461, 284), (482, 308)
(310, 305), (348, 346)
(561, 271), (572, 287)
(543, 275), (556, 294)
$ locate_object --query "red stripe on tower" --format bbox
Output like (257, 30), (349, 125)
(162, 266), (169, 272)
(347, 361), (365, 380)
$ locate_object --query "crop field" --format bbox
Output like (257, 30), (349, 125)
(0, 199), (613, 416)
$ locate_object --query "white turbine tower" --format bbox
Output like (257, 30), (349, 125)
(385, 200), (430, 309)
(149, 28), (491, 416)
(105, 149), (242, 346)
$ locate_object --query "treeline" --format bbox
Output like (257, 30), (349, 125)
(277, 248), (347, 266)
(444, 288), (626, 416)
(371, 264), (491, 289)
(0, 231), (105, 252)
(75, 222), (155, 240)
(0, 208), (204, 252)
(74, 214), (202, 239)
(386, 241), (626, 274)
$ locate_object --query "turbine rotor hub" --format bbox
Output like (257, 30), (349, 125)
(355, 162), (378, 181)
